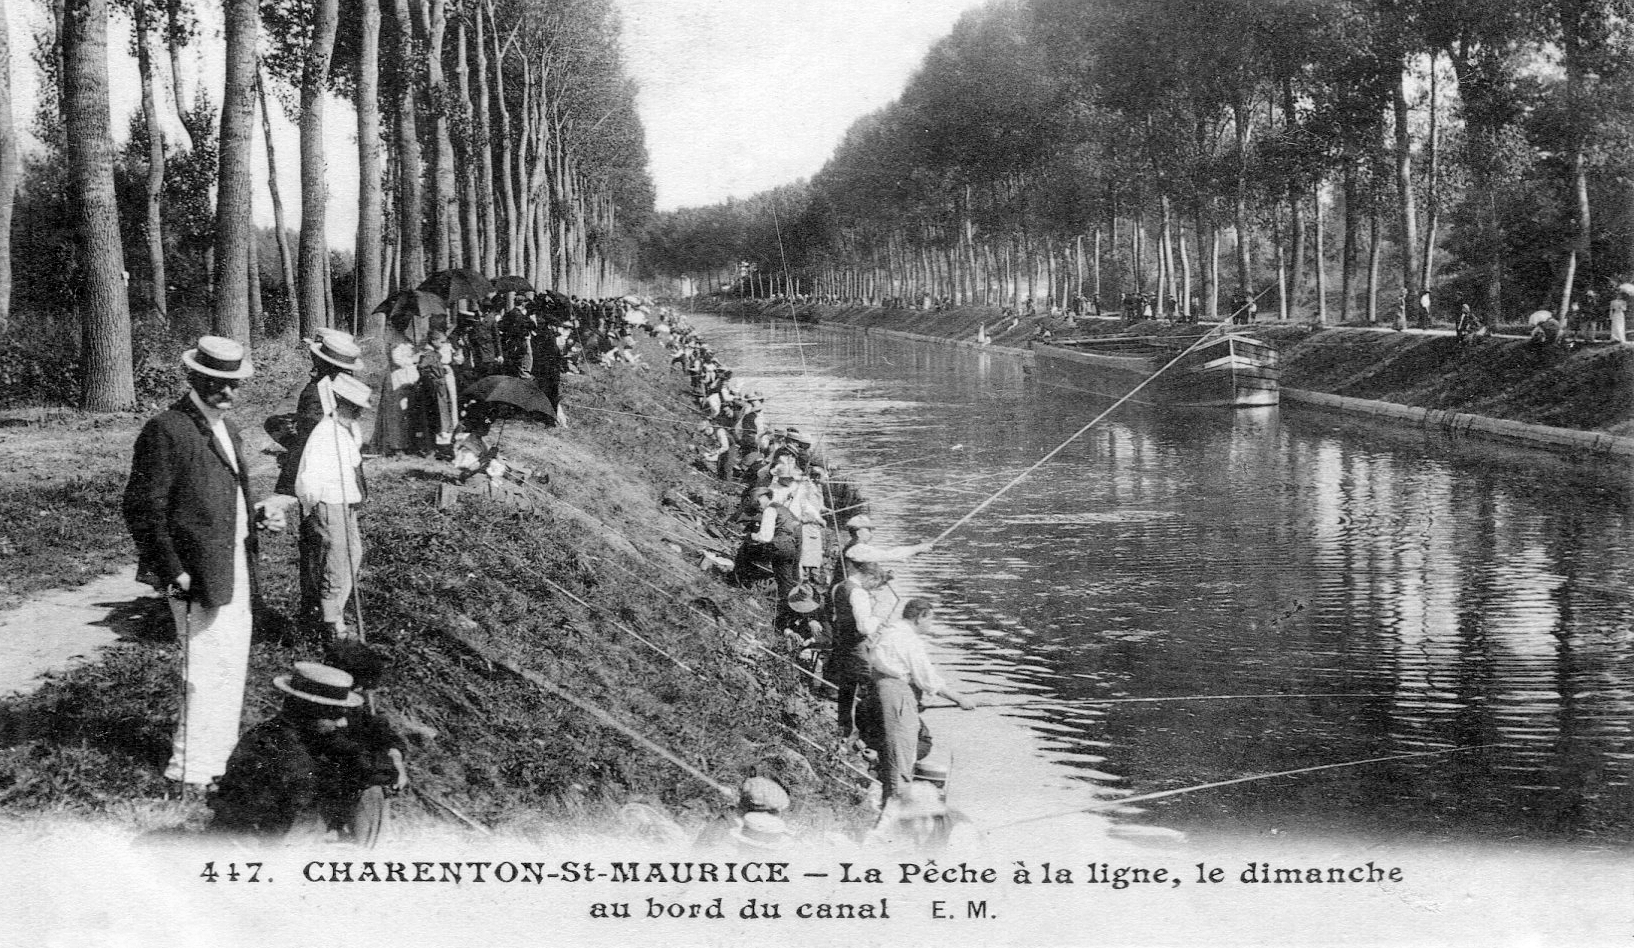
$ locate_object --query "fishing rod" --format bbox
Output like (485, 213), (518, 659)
(921, 691), (1383, 711)
(575, 404), (701, 426)
(929, 285), (1279, 546)
(586, 553), (840, 694)
(989, 743), (1501, 832)
(468, 535), (696, 675)
(826, 468), (1035, 517)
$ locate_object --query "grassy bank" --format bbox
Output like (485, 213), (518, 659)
(711, 300), (1633, 437)
(0, 337), (867, 837)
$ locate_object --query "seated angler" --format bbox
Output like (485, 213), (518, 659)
(209, 663), (397, 847)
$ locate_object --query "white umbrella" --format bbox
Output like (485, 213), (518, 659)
(1617, 283), (1634, 296)
(1527, 310), (1553, 326)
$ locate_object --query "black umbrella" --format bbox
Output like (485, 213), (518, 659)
(494, 275), (534, 294)
(465, 375), (558, 417)
(419, 268), (495, 305)
(372, 289), (446, 318)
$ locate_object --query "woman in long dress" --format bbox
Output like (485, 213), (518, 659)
(373, 315), (420, 455)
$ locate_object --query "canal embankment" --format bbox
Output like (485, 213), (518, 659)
(0, 336), (868, 839)
(709, 299), (1634, 459)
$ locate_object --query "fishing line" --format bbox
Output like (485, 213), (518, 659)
(989, 743), (1501, 831)
(575, 404), (698, 426)
(467, 535), (695, 675)
(921, 691), (1384, 710)
(444, 624), (734, 800)
(929, 286), (1277, 545)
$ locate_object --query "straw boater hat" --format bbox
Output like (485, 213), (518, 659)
(786, 583), (821, 615)
(310, 330), (363, 371)
(844, 515), (874, 533)
(181, 336), (254, 380)
(330, 373), (375, 411)
(738, 776), (790, 814)
(274, 662), (364, 708)
(729, 811), (792, 850)
(913, 761), (950, 787)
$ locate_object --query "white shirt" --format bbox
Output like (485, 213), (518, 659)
(295, 416), (363, 510)
(869, 618), (947, 695)
(188, 390), (238, 474)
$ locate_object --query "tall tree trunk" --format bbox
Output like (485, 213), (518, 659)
(1341, 159), (1358, 322)
(1312, 180), (1328, 325)
(1273, 209), (1288, 320)
(247, 235), (263, 331)
(425, 0), (460, 271)
(163, 0), (195, 150)
(391, 0), (426, 287)
(255, 66), (297, 326)
(135, 4), (167, 322)
(1092, 228), (1102, 303)
(1232, 101), (1254, 296)
(1284, 80), (1305, 307)
(297, 0), (340, 336)
(62, 0), (134, 410)
(455, 19), (479, 270)
(1392, 63), (1420, 323)
(487, 0), (517, 276)
(355, 0), (383, 330)
(0, 12), (22, 334)
(212, 0), (257, 342)
(1418, 51), (1440, 313)
(1367, 205), (1382, 324)
(474, 5), (497, 277)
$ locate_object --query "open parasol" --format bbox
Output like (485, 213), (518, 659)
(465, 375), (558, 417)
(494, 275), (535, 294)
(419, 268), (496, 305)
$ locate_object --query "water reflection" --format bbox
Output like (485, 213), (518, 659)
(697, 317), (1634, 843)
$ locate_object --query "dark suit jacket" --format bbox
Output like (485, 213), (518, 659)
(123, 395), (257, 609)
(274, 376), (328, 496)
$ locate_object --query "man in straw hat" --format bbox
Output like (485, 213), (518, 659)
(274, 329), (364, 498)
(294, 373), (375, 642)
(209, 662), (390, 845)
(123, 336), (287, 790)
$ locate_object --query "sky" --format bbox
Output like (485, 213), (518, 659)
(3, 0), (988, 240)
(617, 0), (989, 211)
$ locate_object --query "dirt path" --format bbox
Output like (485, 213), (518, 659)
(0, 568), (155, 698)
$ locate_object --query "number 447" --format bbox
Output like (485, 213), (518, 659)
(199, 862), (263, 883)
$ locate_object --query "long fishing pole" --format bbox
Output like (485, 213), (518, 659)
(921, 691), (1383, 711)
(990, 743), (1501, 832)
(575, 404), (700, 426)
(929, 285), (1278, 545)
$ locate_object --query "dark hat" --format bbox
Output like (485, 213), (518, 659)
(274, 662), (363, 708)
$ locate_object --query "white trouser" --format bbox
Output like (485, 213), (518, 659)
(164, 492), (253, 785)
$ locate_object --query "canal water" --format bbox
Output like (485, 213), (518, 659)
(692, 314), (1634, 847)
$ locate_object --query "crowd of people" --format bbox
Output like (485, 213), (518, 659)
(373, 290), (659, 458)
(120, 274), (676, 845)
(669, 321), (980, 851)
(118, 289), (979, 852)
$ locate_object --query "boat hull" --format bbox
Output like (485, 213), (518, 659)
(1034, 335), (1280, 408)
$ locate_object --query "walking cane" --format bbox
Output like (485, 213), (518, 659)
(170, 581), (192, 794)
